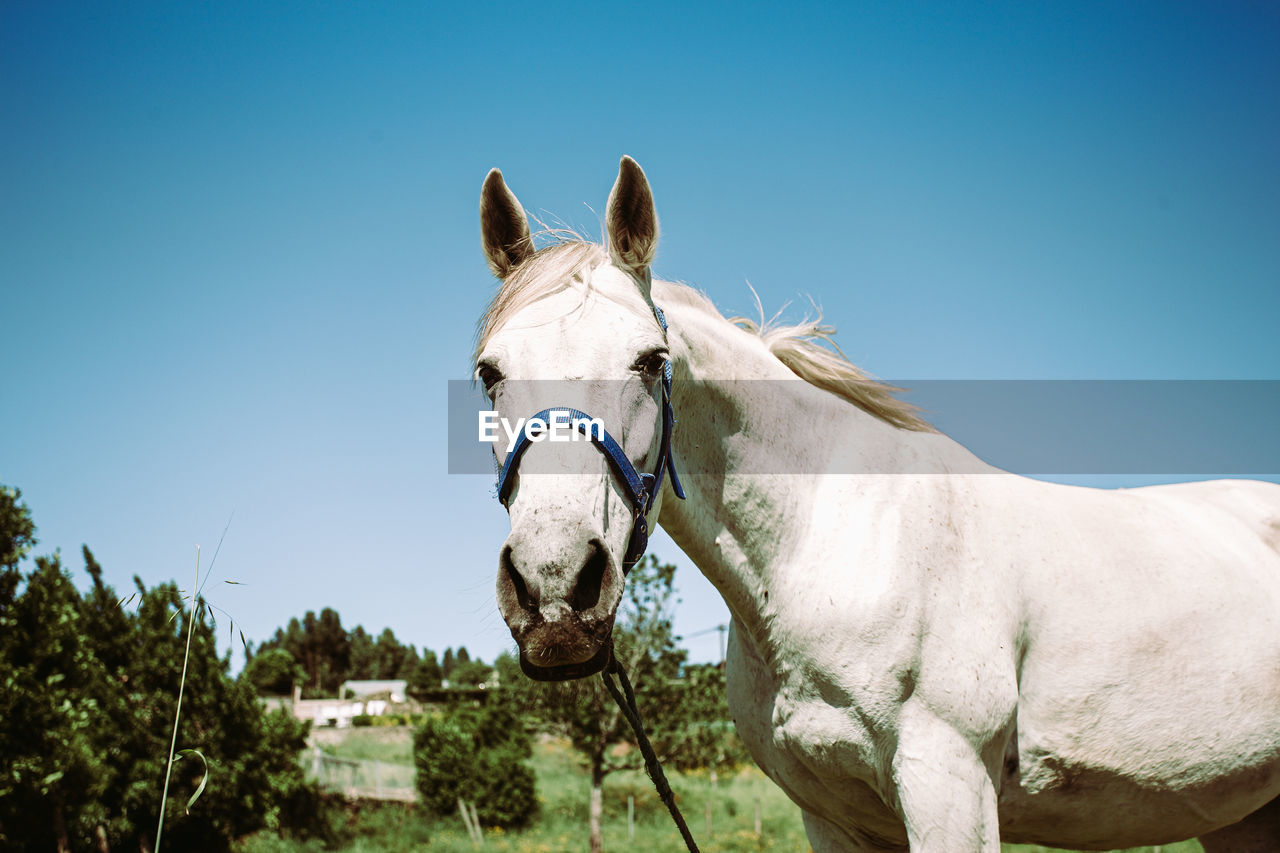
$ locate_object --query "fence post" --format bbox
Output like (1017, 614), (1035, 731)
(754, 797), (762, 835)
(464, 797), (476, 844)
(470, 801), (484, 845)
(627, 795), (635, 841)
(312, 746), (321, 781)
(458, 798), (481, 847)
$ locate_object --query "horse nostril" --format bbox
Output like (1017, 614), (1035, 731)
(501, 545), (536, 612)
(570, 541), (609, 612)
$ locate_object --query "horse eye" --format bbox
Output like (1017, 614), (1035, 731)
(633, 350), (668, 379)
(476, 364), (503, 392)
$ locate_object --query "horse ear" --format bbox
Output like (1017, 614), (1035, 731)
(480, 168), (533, 279)
(606, 156), (659, 280)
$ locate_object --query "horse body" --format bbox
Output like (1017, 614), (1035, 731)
(653, 288), (1280, 849)
(475, 157), (1280, 851)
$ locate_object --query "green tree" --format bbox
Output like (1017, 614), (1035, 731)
(258, 607), (350, 696)
(0, 484), (36, 606)
(313, 607), (349, 695)
(408, 650), (443, 696)
(124, 579), (318, 850)
(413, 704), (537, 829)
(0, 552), (113, 851)
(663, 663), (749, 781)
(441, 646), (455, 680)
(493, 650), (521, 688)
(450, 658), (494, 688)
(260, 617), (308, 686)
(258, 613), (425, 694)
(78, 547), (164, 847)
(347, 625), (377, 681)
(241, 648), (306, 696)
(396, 644), (420, 680)
(374, 627), (410, 679)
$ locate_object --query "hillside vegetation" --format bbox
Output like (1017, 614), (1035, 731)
(241, 727), (1205, 852)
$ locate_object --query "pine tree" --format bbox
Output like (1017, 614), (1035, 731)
(409, 650), (443, 696)
(347, 625), (377, 682)
(374, 627), (407, 679)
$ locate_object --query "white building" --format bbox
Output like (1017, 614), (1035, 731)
(341, 679), (408, 703)
(277, 680), (412, 727)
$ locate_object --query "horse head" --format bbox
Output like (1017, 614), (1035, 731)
(475, 156), (679, 681)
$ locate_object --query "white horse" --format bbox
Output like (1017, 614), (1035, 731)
(473, 156), (1280, 851)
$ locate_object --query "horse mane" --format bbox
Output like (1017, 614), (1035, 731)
(476, 237), (932, 432)
(728, 308), (933, 432)
(660, 284), (933, 432)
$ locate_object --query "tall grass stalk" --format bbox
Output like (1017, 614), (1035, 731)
(155, 544), (200, 851)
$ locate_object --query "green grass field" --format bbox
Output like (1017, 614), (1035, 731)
(237, 727), (1204, 852)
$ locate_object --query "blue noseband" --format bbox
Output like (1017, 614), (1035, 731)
(495, 304), (686, 572)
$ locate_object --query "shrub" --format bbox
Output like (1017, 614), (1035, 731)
(412, 705), (537, 829)
(352, 715), (373, 727)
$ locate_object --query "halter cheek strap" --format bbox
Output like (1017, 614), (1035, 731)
(494, 304), (685, 573)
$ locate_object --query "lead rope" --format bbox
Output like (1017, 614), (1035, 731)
(601, 652), (700, 853)
(599, 299), (698, 851)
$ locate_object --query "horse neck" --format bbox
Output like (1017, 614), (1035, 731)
(654, 291), (986, 654)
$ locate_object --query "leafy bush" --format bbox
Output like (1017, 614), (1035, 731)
(353, 712), (412, 728)
(413, 705), (537, 829)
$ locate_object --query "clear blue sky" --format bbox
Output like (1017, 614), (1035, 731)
(3, 2), (1278, 669)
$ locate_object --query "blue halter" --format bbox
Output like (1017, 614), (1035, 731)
(495, 304), (686, 572)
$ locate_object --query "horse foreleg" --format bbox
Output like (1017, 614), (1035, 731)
(892, 702), (1002, 852)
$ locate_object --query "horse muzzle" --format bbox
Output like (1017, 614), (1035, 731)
(519, 640), (614, 681)
(497, 536), (624, 681)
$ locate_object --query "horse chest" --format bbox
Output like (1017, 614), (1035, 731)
(726, 627), (906, 832)
(768, 690), (889, 793)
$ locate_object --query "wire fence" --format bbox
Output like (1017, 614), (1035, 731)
(303, 746), (417, 802)
(301, 748), (783, 849)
